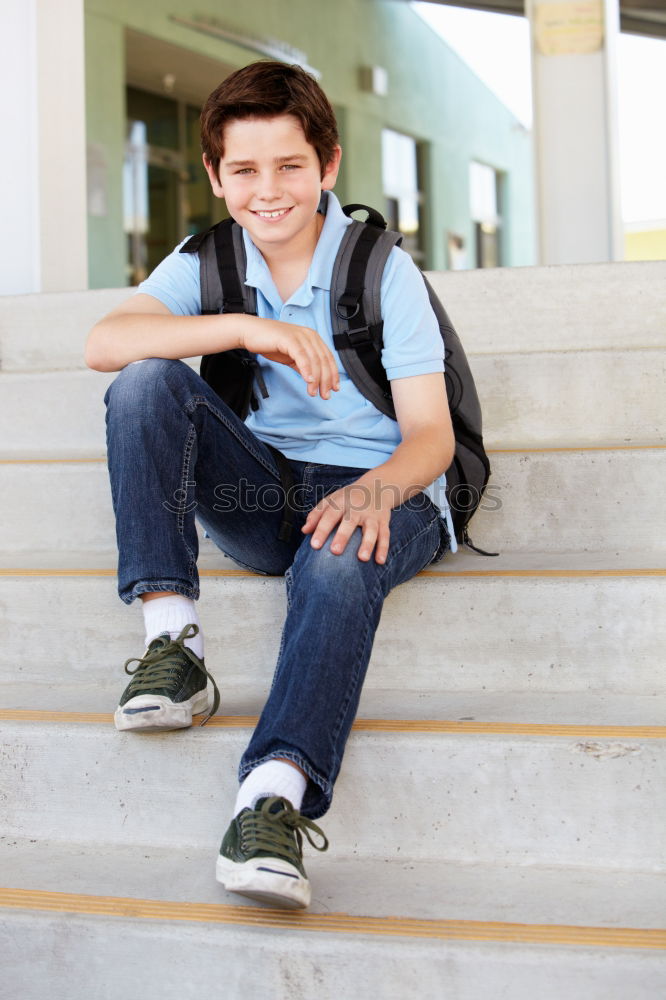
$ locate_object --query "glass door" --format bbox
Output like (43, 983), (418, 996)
(124, 86), (224, 285)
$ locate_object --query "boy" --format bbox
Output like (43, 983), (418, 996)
(86, 61), (454, 909)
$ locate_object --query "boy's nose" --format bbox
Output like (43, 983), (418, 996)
(256, 175), (282, 202)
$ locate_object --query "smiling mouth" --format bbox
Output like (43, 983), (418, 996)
(252, 208), (292, 219)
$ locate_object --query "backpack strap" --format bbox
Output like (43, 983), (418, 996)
(181, 222), (301, 542)
(331, 208), (494, 552)
(180, 223), (220, 315)
(214, 218), (257, 315)
(181, 218), (257, 316)
(331, 206), (402, 418)
(180, 220), (267, 404)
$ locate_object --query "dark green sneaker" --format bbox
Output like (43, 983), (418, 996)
(216, 796), (329, 909)
(114, 624), (220, 732)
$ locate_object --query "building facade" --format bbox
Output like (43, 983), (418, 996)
(84, 0), (536, 288)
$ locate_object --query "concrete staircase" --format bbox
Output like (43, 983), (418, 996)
(1, 262), (665, 998)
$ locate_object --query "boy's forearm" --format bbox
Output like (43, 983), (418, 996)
(85, 312), (244, 372)
(355, 427), (453, 509)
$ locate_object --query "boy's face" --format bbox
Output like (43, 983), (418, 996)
(203, 114), (341, 258)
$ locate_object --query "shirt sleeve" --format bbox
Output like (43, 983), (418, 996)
(379, 246), (445, 381)
(136, 239), (202, 316)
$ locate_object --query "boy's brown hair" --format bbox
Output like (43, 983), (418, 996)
(201, 60), (339, 180)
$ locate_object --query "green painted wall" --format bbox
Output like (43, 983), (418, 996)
(85, 12), (126, 288)
(84, 0), (535, 286)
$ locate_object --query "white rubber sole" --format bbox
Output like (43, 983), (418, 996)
(114, 685), (212, 732)
(216, 854), (311, 909)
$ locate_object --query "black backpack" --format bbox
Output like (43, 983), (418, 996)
(180, 203), (492, 551)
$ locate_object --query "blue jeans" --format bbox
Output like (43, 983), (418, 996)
(104, 359), (449, 818)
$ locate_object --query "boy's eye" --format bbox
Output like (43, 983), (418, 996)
(280, 163), (300, 171)
(235, 168), (255, 175)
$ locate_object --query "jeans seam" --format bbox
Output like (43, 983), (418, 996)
(121, 581), (197, 605)
(389, 512), (441, 571)
(329, 611), (374, 759)
(328, 513), (438, 752)
(184, 395), (281, 481)
(264, 569), (293, 698)
(179, 423), (198, 586)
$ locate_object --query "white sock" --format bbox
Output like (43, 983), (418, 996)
(234, 760), (307, 817)
(141, 595), (204, 659)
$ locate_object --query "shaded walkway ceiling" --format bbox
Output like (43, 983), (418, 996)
(413, 1), (666, 40)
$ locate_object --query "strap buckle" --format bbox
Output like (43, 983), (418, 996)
(345, 326), (372, 347)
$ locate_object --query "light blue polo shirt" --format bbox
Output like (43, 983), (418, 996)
(138, 191), (456, 548)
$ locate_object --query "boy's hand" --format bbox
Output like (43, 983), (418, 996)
(239, 318), (340, 400)
(301, 479), (394, 564)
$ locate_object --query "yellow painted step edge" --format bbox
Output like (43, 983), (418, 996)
(1, 709), (664, 739)
(0, 888), (663, 949)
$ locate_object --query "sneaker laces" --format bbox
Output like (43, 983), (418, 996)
(123, 624), (220, 725)
(239, 796), (329, 864)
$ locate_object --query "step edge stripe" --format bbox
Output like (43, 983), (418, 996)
(1, 888), (664, 949)
(1, 710), (664, 739)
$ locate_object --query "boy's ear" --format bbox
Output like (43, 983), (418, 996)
(321, 145), (342, 191)
(203, 154), (224, 198)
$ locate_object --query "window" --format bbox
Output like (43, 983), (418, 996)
(469, 161), (502, 268)
(382, 129), (425, 265)
(123, 87), (224, 285)
(447, 233), (468, 271)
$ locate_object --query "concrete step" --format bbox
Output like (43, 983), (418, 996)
(0, 369), (113, 458)
(3, 688), (665, 727)
(1, 347), (664, 457)
(3, 837), (665, 925)
(3, 546), (662, 573)
(427, 260), (666, 355)
(1, 557), (664, 698)
(2, 262), (664, 373)
(2, 835), (665, 999)
(3, 447), (665, 555)
(0, 288), (131, 372)
(1, 716), (664, 869)
(471, 348), (665, 449)
(3, 890), (664, 1000)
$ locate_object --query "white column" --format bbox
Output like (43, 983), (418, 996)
(0, 0), (87, 294)
(527, 0), (623, 264)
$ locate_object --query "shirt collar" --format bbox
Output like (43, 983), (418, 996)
(242, 191), (352, 308)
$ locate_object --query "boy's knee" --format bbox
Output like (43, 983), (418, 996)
(104, 358), (189, 412)
(293, 534), (377, 594)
